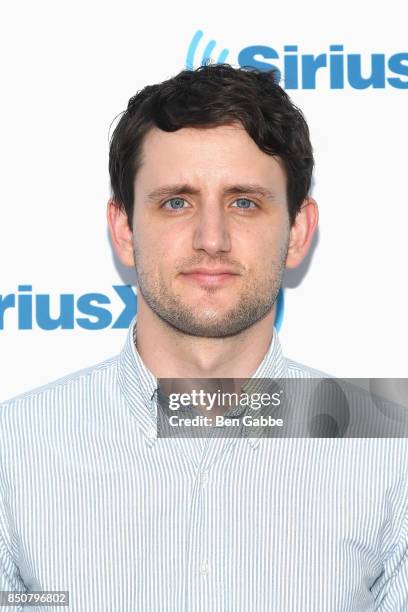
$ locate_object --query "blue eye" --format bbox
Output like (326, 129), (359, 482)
(163, 198), (187, 210)
(232, 198), (256, 209)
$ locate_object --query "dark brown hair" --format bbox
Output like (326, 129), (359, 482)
(109, 63), (314, 229)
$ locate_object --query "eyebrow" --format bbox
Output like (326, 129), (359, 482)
(145, 183), (277, 202)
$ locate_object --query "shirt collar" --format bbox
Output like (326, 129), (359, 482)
(117, 316), (158, 445)
(117, 315), (288, 449)
(240, 322), (289, 449)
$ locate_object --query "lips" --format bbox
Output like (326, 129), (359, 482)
(180, 268), (240, 286)
(181, 268), (239, 275)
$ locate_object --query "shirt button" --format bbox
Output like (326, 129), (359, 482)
(147, 426), (156, 440)
(200, 471), (208, 485)
(200, 560), (209, 575)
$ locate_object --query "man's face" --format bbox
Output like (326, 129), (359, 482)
(132, 123), (291, 338)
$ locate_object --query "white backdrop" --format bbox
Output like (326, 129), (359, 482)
(1, 1), (407, 402)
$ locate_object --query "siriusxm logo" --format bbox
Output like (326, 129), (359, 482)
(186, 30), (408, 89)
(0, 286), (285, 331)
(0, 285), (137, 330)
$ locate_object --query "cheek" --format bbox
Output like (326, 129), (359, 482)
(133, 225), (163, 256)
(238, 225), (285, 253)
(250, 234), (289, 273)
(135, 235), (177, 278)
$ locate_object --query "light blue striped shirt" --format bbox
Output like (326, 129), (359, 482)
(1, 316), (408, 611)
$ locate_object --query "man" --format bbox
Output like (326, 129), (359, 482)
(0, 63), (407, 611)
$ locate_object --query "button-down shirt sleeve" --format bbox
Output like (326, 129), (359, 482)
(0, 455), (25, 611)
(370, 482), (408, 611)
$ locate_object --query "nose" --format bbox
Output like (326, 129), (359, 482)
(192, 201), (232, 256)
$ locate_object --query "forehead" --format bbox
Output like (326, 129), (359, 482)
(136, 123), (287, 191)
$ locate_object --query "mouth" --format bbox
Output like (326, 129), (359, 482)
(180, 269), (240, 286)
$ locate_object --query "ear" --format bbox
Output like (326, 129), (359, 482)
(106, 200), (134, 267)
(285, 197), (319, 269)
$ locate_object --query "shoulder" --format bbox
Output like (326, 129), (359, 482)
(0, 355), (119, 422)
(285, 357), (334, 379)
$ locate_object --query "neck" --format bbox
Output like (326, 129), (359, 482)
(134, 297), (276, 379)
